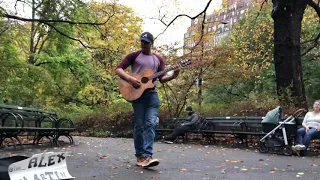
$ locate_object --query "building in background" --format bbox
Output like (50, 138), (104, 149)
(183, 0), (259, 54)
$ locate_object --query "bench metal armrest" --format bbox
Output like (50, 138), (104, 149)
(0, 112), (23, 128)
(57, 118), (75, 129)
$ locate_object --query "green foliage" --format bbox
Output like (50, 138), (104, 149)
(87, 130), (112, 138)
(73, 101), (133, 137)
(0, 0), (319, 138)
(301, 6), (320, 106)
(203, 2), (318, 110)
(0, 0), (142, 113)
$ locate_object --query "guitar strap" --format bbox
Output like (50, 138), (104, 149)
(151, 53), (157, 73)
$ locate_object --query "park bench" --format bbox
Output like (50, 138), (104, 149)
(156, 118), (185, 135)
(156, 116), (249, 144)
(155, 115), (319, 150)
(156, 118), (184, 141)
(0, 104), (75, 148)
(156, 117), (208, 143)
(199, 116), (249, 145)
(198, 116), (307, 146)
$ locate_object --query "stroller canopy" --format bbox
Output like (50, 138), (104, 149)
(262, 106), (283, 125)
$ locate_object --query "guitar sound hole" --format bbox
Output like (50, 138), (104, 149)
(141, 77), (149, 84)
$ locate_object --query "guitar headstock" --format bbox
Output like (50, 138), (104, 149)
(167, 59), (192, 72)
(179, 59), (192, 67)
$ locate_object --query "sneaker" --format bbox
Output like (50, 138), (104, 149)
(164, 140), (174, 144)
(141, 157), (160, 168)
(293, 144), (306, 151)
(136, 156), (145, 167)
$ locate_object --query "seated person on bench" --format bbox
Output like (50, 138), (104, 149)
(292, 100), (320, 154)
(164, 106), (200, 144)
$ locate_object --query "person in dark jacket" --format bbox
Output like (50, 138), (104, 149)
(164, 106), (200, 144)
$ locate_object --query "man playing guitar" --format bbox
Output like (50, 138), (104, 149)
(115, 32), (180, 168)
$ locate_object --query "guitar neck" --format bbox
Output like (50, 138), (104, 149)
(149, 66), (176, 80)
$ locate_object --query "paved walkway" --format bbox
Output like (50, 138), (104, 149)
(1, 136), (319, 180)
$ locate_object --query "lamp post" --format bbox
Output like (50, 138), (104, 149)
(197, 20), (228, 110)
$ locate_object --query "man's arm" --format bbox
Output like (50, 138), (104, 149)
(155, 54), (180, 83)
(159, 70), (179, 83)
(115, 52), (141, 88)
(182, 113), (199, 126)
(115, 68), (132, 81)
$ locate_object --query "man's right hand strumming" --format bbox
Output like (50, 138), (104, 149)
(115, 68), (141, 89)
(128, 76), (141, 89)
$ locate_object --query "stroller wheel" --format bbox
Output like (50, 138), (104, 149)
(258, 142), (269, 153)
(283, 146), (293, 156)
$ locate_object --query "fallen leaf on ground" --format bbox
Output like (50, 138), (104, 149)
(251, 167), (262, 170)
(100, 155), (108, 159)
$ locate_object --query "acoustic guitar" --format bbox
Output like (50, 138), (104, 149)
(118, 59), (192, 101)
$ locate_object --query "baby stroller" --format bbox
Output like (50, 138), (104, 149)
(259, 106), (306, 156)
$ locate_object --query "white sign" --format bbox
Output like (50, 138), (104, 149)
(8, 152), (74, 180)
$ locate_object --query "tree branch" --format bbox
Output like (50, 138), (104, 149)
(1, 2), (118, 50)
(299, 1), (320, 56)
(301, 30), (320, 56)
(2, 13), (116, 26)
(308, 0), (320, 17)
(154, 0), (213, 40)
(40, 21), (91, 50)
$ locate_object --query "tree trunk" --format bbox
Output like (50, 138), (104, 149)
(28, 0), (36, 65)
(272, 0), (308, 109)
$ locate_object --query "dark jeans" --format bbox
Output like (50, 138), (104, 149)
(132, 91), (160, 158)
(165, 125), (194, 141)
(296, 127), (320, 149)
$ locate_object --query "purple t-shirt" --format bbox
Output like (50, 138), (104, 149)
(116, 51), (165, 81)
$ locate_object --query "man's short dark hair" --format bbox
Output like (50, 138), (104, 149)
(186, 106), (192, 112)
